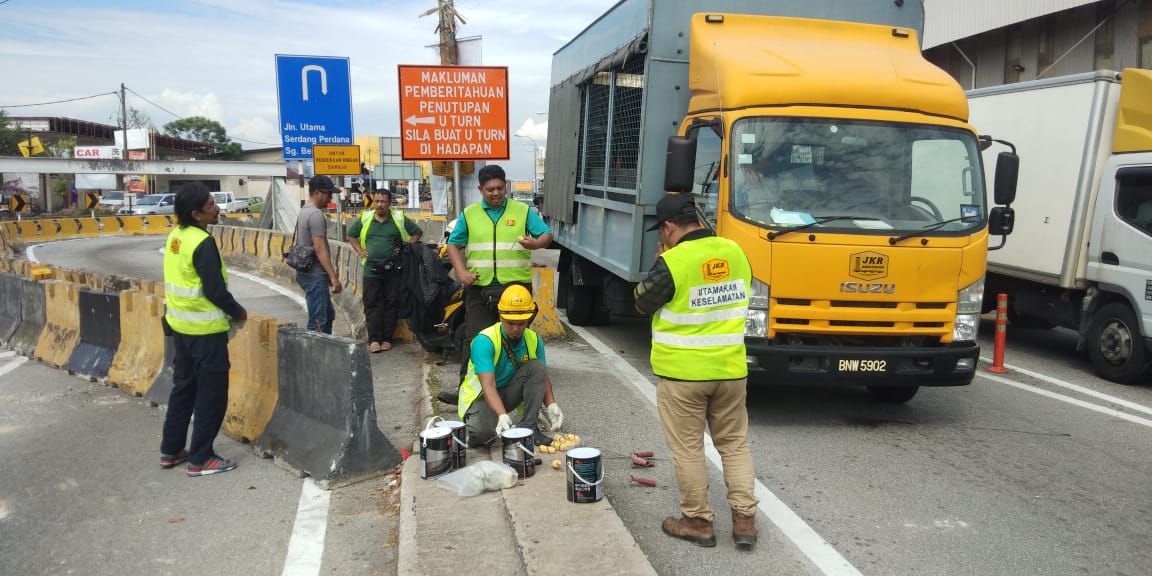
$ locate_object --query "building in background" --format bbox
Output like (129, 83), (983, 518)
(923, 0), (1152, 90)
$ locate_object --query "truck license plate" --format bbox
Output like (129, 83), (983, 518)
(838, 359), (887, 373)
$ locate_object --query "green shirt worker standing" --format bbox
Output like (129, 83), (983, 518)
(346, 187), (423, 352)
(633, 193), (759, 550)
(457, 285), (563, 447)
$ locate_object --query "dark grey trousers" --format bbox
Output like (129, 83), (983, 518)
(464, 359), (547, 447)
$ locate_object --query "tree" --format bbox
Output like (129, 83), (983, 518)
(127, 107), (154, 130)
(0, 110), (27, 156)
(162, 115), (244, 160)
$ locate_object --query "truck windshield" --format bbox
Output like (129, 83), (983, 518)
(730, 118), (985, 236)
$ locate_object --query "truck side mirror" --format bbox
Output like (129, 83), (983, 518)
(664, 136), (697, 193)
(988, 206), (1015, 236)
(994, 151), (1019, 205)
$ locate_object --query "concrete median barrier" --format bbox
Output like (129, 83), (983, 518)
(97, 217), (123, 234)
(107, 289), (166, 397)
(253, 326), (399, 488)
(35, 281), (81, 368)
(531, 267), (566, 338)
(64, 289), (121, 381)
(9, 277), (46, 357)
(0, 272), (23, 343)
(14, 220), (39, 242)
(222, 315), (289, 444)
(119, 216), (144, 234)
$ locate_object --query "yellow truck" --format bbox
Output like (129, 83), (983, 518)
(542, 0), (1018, 401)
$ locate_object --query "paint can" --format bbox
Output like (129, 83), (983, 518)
(501, 427), (535, 478)
(434, 419), (467, 470)
(419, 426), (454, 480)
(566, 447), (604, 503)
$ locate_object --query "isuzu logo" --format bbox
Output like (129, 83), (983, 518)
(840, 281), (896, 294)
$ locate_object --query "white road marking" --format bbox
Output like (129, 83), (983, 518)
(979, 371), (1152, 429)
(281, 479), (331, 576)
(0, 351), (15, 359)
(0, 355), (28, 379)
(978, 356), (1152, 418)
(231, 270), (308, 311)
(564, 318), (864, 576)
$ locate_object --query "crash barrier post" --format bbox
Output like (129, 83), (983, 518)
(34, 281), (80, 368)
(7, 275), (46, 356)
(64, 289), (121, 381)
(107, 289), (167, 397)
(0, 272), (24, 343)
(221, 315), (289, 444)
(531, 267), (567, 338)
(988, 293), (1009, 374)
(253, 326), (400, 488)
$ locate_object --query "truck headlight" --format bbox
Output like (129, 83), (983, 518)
(745, 279), (769, 338)
(953, 277), (984, 342)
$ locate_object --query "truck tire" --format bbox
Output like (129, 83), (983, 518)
(865, 385), (919, 403)
(566, 284), (601, 326)
(1087, 302), (1150, 384)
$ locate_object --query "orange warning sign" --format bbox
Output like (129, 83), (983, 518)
(398, 65), (509, 161)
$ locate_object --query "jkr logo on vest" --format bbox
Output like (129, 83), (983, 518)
(688, 280), (747, 309)
(701, 258), (730, 281)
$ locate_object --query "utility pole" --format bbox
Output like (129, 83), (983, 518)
(119, 83), (128, 160)
(421, 0), (467, 219)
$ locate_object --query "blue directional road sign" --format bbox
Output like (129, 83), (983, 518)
(275, 55), (354, 160)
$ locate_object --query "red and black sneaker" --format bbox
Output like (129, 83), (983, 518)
(159, 449), (188, 469)
(187, 455), (237, 477)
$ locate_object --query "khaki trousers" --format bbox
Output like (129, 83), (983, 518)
(656, 377), (758, 522)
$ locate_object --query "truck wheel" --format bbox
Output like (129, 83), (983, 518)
(566, 284), (600, 326)
(1087, 302), (1150, 384)
(865, 386), (919, 403)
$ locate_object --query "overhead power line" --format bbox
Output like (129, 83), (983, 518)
(124, 86), (280, 147)
(0, 91), (118, 109)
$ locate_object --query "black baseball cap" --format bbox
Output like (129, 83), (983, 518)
(646, 193), (696, 231)
(308, 175), (338, 194)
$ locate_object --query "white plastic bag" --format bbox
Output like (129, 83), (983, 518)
(436, 461), (519, 497)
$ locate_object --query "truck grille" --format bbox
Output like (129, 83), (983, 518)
(770, 298), (954, 338)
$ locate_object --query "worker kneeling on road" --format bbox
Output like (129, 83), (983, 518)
(458, 285), (563, 447)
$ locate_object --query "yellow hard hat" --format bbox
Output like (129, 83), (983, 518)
(498, 285), (537, 321)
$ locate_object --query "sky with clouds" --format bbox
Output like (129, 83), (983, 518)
(0, 0), (621, 181)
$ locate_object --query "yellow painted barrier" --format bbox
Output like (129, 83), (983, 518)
(222, 315), (288, 443)
(119, 216), (144, 234)
(76, 218), (101, 237)
(97, 216), (123, 234)
(35, 281), (81, 368)
(55, 219), (81, 237)
(532, 267), (566, 338)
(243, 229), (258, 257)
(107, 289), (167, 396)
(14, 220), (40, 242)
(142, 215), (174, 234)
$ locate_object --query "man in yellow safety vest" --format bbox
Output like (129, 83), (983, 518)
(160, 182), (247, 477)
(457, 285), (563, 447)
(439, 164), (552, 405)
(634, 193), (759, 550)
(347, 186), (423, 352)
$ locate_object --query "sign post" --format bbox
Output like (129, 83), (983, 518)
(275, 55), (355, 161)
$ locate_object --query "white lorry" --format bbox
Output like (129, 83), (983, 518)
(968, 69), (1152, 383)
(212, 191), (250, 213)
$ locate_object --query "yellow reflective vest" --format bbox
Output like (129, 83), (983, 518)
(463, 200), (531, 286)
(650, 235), (751, 381)
(457, 322), (539, 421)
(357, 209), (410, 266)
(163, 226), (230, 335)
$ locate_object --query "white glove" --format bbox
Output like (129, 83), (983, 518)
(545, 403), (563, 433)
(495, 414), (514, 437)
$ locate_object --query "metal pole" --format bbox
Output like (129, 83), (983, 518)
(452, 161), (462, 221)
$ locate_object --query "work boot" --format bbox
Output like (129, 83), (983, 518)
(732, 509), (758, 551)
(661, 515), (716, 547)
(437, 388), (459, 405)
